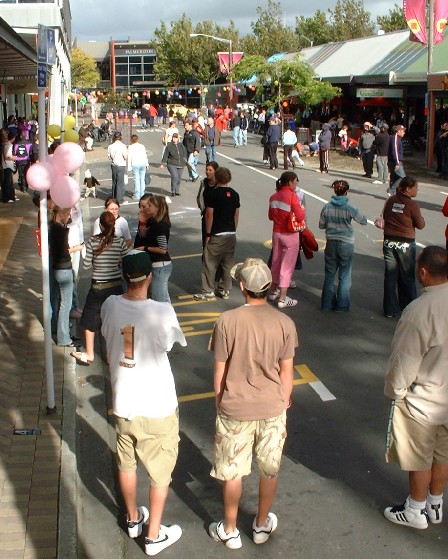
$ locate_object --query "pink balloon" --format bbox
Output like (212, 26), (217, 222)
(26, 162), (55, 192)
(50, 175), (80, 207)
(52, 142), (85, 175)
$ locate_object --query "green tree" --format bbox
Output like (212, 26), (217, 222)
(233, 54), (340, 109)
(71, 48), (99, 88)
(152, 14), (239, 86)
(328, 0), (375, 40)
(242, 0), (301, 57)
(377, 3), (407, 33)
(294, 10), (333, 48)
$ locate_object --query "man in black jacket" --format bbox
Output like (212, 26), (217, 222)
(387, 125), (406, 195)
(183, 119), (201, 182)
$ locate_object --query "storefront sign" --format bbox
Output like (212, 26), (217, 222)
(357, 88), (403, 98)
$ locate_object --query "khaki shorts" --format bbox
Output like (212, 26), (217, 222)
(116, 411), (179, 488)
(385, 400), (448, 471)
(211, 411), (287, 481)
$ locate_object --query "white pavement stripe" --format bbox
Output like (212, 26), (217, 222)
(309, 381), (337, 401)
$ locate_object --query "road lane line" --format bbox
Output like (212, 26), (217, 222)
(309, 381), (337, 401)
(184, 329), (213, 337)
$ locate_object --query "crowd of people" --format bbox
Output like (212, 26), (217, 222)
(3, 107), (448, 554)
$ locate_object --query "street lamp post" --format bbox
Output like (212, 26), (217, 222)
(190, 33), (233, 108)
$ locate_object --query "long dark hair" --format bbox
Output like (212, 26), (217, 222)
(94, 211), (115, 256)
(276, 171), (298, 191)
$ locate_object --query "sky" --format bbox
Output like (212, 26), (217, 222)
(71, 0), (396, 42)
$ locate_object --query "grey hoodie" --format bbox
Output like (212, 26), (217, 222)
(318, 123), (332, 150)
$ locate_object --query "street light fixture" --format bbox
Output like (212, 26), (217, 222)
(190, 33), (233, 108)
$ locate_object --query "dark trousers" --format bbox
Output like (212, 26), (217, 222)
(362, 150), (375, 177)
(268, 143), (278, 169)
(1, 168), (15, 202)
(383, 239), (416, 316)
(319, 148), (329, 172)
(111, 164), (125, 203)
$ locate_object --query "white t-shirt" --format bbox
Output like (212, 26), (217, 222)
(93, 215), (131, 242)
(101, 296), (187, 419)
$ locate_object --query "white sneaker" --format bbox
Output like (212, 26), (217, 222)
(145, 524), (182, 556)
(427, 498), (443, 524)
(208, 520), (242, 549)
(278, 296), (297, 309)
(268, 289), (279, 301)
(253, 512), (278, 544)
(127, 506), (149, 538)
(384, 497), (428, 529)
(372, 180), (383, 184)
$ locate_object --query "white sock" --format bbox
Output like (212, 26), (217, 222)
(427, 492), (443, 506)
(409, 496), (426, 510)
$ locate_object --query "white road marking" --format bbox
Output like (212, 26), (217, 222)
(309, 381), (337, 401)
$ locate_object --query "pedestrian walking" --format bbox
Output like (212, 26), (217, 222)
(160, 133), (187, 196)
(387, 125), (406, 196)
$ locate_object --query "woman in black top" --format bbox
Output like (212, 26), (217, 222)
(49, 206), (83, 346)
(135, 194), (172, 302)
(160, 133), (187, 196)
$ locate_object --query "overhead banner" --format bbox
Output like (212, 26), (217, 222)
(404, 0), (427, 44)
(218, 52), (243, 74)
(434, 0), (448, 43)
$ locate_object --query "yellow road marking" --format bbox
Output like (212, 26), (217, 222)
(184, 329), (213, 337)
(177, 363), (319, 403)
(172, 299), (216, 307)
(179, 318), (219, 326)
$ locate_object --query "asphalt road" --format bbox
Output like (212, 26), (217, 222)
(73, 127), (448, 558)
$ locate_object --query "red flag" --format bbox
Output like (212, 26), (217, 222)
(404, 0), (427, 44)
(218, 52), (243, 74)
(434, 0), (448, 43)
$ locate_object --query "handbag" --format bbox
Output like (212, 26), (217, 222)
(287, 193), (306, 233)
(260, 135), (268, 145)
(145, 170), (151, 186)
(300, 227), (319, 259)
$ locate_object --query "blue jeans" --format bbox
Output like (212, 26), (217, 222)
(321, 240), (354, 311)
(132, 165), (146, 199)
(233, 126), (241, 146)
(111, 164), (125, 202)
(205, 144), (217, 163)
(187, 152), (199, 180)
(151, 262), (172, 303)
(383, 239), (417, 316)
(387, 162), (405, 195)
(239, 128), (248, 145)
(53, 268), (73, 345)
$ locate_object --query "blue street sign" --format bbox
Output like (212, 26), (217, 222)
(37, 63), (47, 88)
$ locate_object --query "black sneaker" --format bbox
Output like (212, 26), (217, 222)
(216, 289), (229, 300)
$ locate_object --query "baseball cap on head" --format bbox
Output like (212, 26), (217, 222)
(113, 131), (122, 139)
(122, 250), (152, 283)
(396, 125), (406, 131)
(231, 258), (272, 292)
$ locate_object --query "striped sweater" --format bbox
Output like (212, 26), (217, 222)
(83, 236), (129, 281)
(319, 195), (367, 244)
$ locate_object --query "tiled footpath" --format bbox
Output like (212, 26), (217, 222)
(0, 192), (68, 559)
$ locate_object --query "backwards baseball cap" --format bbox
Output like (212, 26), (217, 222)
(122, 250), (152, 282)
(396, 124), (406, 131)
(113, 130), (122, 139)
(230, 258), (272, 292)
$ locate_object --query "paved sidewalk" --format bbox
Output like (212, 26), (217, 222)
(0, 192), (70, 559)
